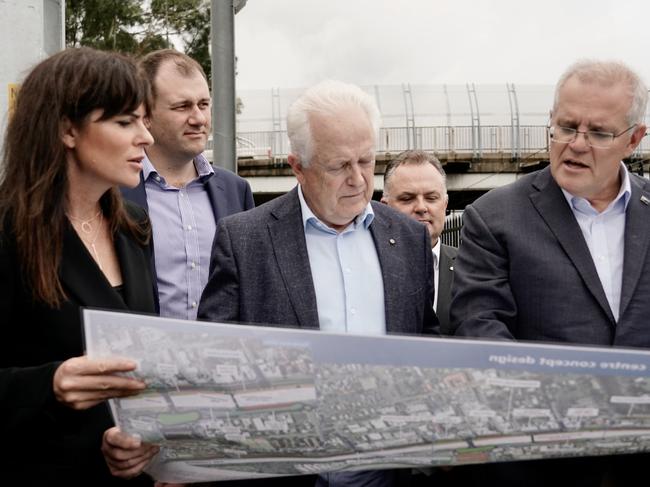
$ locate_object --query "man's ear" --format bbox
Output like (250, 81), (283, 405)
(287, 153), (305, 185)
(624, 124), (647, 157)
(60, 117), (77, 149)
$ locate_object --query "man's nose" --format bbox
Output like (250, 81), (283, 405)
(188, 105), (208, 125)
(347, 162), (364, 185)
(414, 196), (428, 213)
(569, 131), (590, 151)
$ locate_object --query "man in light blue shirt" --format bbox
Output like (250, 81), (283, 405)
(299, 185), (386, 337)
(197, 80), (440, 487)
(561, 162), (630, 323)
(451, 60), (650, 487)
(122, 50), (254, 319)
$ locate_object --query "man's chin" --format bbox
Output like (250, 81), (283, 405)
(345, 201), (368, 216)
(180, 142), (207, 158)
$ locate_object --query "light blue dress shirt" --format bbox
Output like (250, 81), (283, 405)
(561, 163), (631, 322)
(298, 186), (386, 336)
(143, 154), (216, 320)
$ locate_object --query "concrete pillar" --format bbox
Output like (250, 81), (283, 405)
(0, 0), (64, 159)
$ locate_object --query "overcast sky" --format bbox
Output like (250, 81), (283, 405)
(234, 0), (650, 90)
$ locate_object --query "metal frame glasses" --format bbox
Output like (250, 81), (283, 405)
(549, 124), (637, 149)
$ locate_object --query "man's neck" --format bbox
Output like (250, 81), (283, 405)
(146, 147), (198, 188)
(298, 185), (359, 233)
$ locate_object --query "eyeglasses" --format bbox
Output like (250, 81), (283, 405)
(549, 124), (637, 149)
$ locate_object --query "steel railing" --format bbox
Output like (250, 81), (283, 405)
(208, 125), (650, 160)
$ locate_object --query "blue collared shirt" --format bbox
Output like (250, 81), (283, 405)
(561, 162), (631, 322)
(298, 185), (386, 336)
(143, 154), (216, 320)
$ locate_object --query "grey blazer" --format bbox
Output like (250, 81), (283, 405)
(436, 243), (457, 336)
(451, 166), (650, 348)
(198, 187), (439, 336)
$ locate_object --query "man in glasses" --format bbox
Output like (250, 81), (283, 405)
(450, 60), (649, 486)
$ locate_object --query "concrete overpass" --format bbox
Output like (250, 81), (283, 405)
(207, 124), (650, 208)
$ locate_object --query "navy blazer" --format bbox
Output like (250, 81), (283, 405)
(121, 165), (255, 309)
(198, 187), (439, 336)
(0, 203), (155, 484)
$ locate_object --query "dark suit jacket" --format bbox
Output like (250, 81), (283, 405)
(198, 186), (439, 335)
(121, 165), (255, 309)
(0, 203), (156, 485)
(450, 166), (650, 486)
(436, 243), (457, 336)
(452, 166), (650, 346)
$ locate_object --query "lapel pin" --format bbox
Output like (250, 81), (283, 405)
(450, 266), (454, 271)
(641, 195), (650, 206)
(389, 238), (396, 246)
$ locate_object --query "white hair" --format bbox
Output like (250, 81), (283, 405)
(286, 80), (381, 166)
(553, 60), (648, 125)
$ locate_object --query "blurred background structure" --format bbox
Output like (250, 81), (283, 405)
(1, 1), (648, 211)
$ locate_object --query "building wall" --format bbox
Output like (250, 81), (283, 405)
(0, 0), (64, 160)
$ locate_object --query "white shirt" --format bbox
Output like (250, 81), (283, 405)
(432, 239), (441, 312)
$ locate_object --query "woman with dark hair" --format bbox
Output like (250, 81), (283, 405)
(0, 47), (159, 483)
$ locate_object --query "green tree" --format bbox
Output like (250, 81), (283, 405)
(150, 0), (212, 80)
(65, 0), (210, 76)
(65, 0), (150, 53)
(65, 0), (243, 113)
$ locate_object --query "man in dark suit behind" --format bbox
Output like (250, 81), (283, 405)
(198, 80), (439, 487)
(381, 150), (457, 335)
(451, 60), (649, 486)
(121, 49), (254, 320)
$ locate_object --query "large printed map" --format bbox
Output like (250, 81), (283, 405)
(83, 310), (650, 483)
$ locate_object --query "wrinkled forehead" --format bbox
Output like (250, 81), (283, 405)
(309, 107), (375, 143)
(553, 76), (632, 125)
(556, 73), (633, 104)
(391, 163), (446, 193)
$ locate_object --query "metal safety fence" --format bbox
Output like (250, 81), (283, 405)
(211, 125), (650, 161)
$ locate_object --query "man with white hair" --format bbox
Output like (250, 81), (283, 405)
(102, 80), (438, 487)
(451, 60), (650, 485)
(196, 80), (439, 487)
